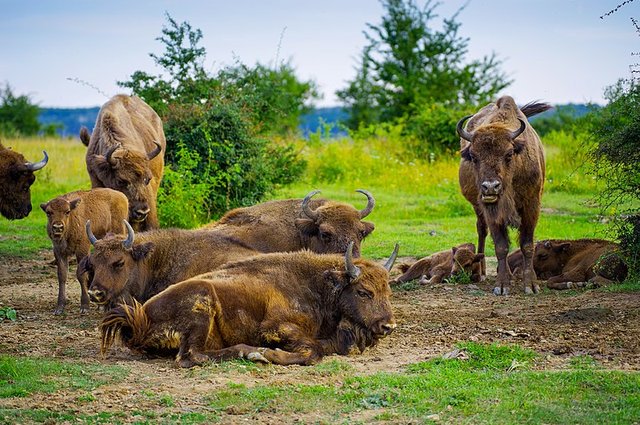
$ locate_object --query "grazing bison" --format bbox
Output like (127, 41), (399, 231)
(0, 142), (48, 219)
(41, 189), (128, 314)
(508, 239), (628, 289)
(457, 96), (552, 295)
(85, 94), (165, 231)
(84, 221), (259, 308)
(207, 189), (376, 257)
(390, 243), (484, 285)
(100, 242), (399, 367)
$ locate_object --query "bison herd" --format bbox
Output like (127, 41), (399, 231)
(0, 94), (628, 367)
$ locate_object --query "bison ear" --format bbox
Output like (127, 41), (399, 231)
(131, 242), (155, 261)
(473, 253), (485, 262)
(461, 147), (472, 162)
(40, 202), (48, 212)
(452, 246), (458, 254)
(555, 242), (571, 253)
(295, 217), (318, 236)
(362, 221), (375, 237)
(513, 139), (525, 154)
(88, 154), (113, 181)
(69, 198), (82, 210)
(323, 269), (348, 291)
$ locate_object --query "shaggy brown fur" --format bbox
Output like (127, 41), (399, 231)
(0, 142), (48, 219)
(458, 96), (551, 295)
(85, 95), (165, 231)
(508, 239), (628, 289)
(391, 243), (484, 285)
(85, 224), (259, 309)
(41, 189), (128, 314)
(205, 190), (376, 257)
(100, 247), (397, 367)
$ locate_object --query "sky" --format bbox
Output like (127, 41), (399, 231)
(1, 0), (638, 108)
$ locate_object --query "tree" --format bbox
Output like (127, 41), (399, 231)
(0, 84), (42, 137)
(337, 0), (511, 129)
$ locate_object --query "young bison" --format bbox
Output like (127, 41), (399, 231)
(100, 243), (399, 367)
(508, 239), (628, 289)
(390, 243), (484, 285)
(41, 188), (128, 314)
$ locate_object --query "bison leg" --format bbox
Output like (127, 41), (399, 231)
(54, 254), (69, 315)
(518, 218), (540, 295)
(75, 254), (91, 314)
(475, 209), (488, 279)
(546, 280), (589, 290)
(393, 258), (431, 284)
(491, 225), (511, 296)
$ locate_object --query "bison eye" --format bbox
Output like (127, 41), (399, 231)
(537, 254), (548, 260)
(112, 260), (125, 270)
(319, 231), (332, 242)
(357, 289), (372, 299)
(505, 152), (514, 163)
(144, 177), (151, 185)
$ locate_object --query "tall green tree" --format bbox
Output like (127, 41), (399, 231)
(0, 84), (42, 137)
(337, 0), (511, 129)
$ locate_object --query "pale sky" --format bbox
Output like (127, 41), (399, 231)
(1, 0), (637, 108)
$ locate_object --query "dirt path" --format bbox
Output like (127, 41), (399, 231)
(1, 252), (639, 421)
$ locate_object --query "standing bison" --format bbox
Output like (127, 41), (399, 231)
(41, 189), (129, 314)
(84, 94), (165, 231)
(100, 242), (399, 367)
(457, 96), (552, 295)
(0, 142), (48, 219)
(207, 189), (376, 257)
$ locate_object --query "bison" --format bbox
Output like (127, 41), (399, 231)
(508, 239), (628, 289)
(457, 96), (552, 295)
(84, 221), (259, 308)
(100, 242), (399, 367)
(390, 243), (484, 285)
(0, 142), (48, 219)
(41, 188), (129, 314)
(84, 94), (165, 231)
(207, 189), (376, 257)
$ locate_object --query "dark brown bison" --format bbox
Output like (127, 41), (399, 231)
(457, 96), (552, 295)
(0, 142), (48, 219)
(206, 189), (376, 257)
(100, 242), (399, 367)
(84, 221), (259, 308)
(41, 189), (129, 314)
(84, 94), (165, 231)
(508, 239), (628, 289)
(390, 243), (484, 285)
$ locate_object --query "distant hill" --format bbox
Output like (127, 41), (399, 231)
(38, 103), (592, 139)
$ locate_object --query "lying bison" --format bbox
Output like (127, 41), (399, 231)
(100, 242), (399, 367)
(390, 243), (484, 285)
(207, 189), (376, 257)
(458, 96), (552, 295)
(0, 142), (48, 219)
(84, 221), (259, 308)
(84, 94), (165, 231)
(508, 239), (628, 289)
(41, 189), (128, 314)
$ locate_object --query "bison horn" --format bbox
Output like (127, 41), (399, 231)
(383, 243), (400, 272)
(301, 190), (321, 220)
(147, 141), (162, 160)
(105, 145), (119, 166)
(356, 189), (375, 219)
(86, 220), (98, 246)
(509, 119), (527, 140)
(456, 115), (474, 142)
(122, 220), (135, 249)
(344, 241), (361, 280)
(24, 151), (48, 171)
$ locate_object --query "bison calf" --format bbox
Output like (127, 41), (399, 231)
(41, 188), (128, 314)
(100, 242), (399, 367)
(390, 243), (484, 285)
(0, 142), (48, 219)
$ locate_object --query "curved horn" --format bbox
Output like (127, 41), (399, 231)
(456, 115), (474, 142)
(105, 145), (119, 166)
(383, 243), (400, 272)
(25, 151), (48, 171)
(509, 118), (527, 140)
(356, 189), (375, 219)
(344, 241), (361, 280)
(122, 220), (135, 249)
(147, 141), (162, 160)
(85, 220), (98, 246)
(301, 190), (321, 220)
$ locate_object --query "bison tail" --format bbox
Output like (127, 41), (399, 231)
(79, 127), (91, 146)
(520, 101), (553, 118)
(100, 299), (150, 356)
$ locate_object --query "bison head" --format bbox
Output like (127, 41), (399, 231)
(458, 116), (526, 207)
(40, 196), (82, 240)
(88, 142), (161, 225)
(0, 145), (48, 219)
(295, 190), (376, 257)
(325, 242), (398, 349)
(532, 240), (571, 279)
(451, 244), (484, 281)
(85, 220), (154, 306)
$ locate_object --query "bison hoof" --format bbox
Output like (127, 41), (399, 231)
(53, 307), (64, 315)
(247, 351), (270, 364)
(492, 286), (509, 296)
(80, 306), (90, 314)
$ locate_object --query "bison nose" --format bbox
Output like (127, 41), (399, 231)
(381, 322), (396, 336)
(88, 288), (106, 303)
(132, 208), (150, 221)
(481, 180), (502, 195)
